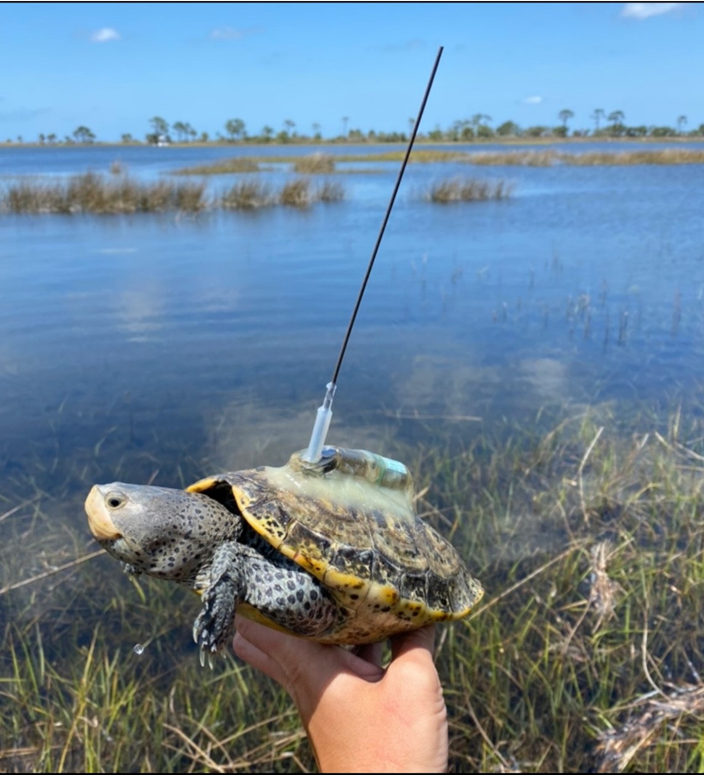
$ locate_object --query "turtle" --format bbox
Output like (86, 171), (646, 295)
(85, 446), (483, 659)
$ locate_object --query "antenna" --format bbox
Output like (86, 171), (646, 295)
(302, 46), (444, 463)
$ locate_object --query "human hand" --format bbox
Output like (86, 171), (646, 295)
(233, 616), (448, 773)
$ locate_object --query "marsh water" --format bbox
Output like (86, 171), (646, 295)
(2, 143), (703, 480)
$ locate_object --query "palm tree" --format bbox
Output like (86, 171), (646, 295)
(341, 116), (349, 137)
(677, 115), (688, 134)
(558, 109), (574, 130)
(172, 121), (188, 142)
(283, 119), (296, 139)
(225, 118), (246, 142)
(261, 125), (274, 143)
(591, 109), (605, 133)
(73, 126), (95, 144)
(149, 116), (169, 138)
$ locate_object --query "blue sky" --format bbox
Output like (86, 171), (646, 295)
(1, 2), (702, 141)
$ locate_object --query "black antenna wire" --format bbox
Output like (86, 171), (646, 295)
(302, 47), (444, 463)
(330, 45), (444, 385)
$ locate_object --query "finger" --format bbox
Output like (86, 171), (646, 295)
(390, 624), (436, 665)
(235, 615), (385, 684)
(232, 630), (289, 687)
(351, 640), (384, 668)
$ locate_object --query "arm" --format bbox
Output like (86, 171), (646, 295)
(233, 616), (448, 773)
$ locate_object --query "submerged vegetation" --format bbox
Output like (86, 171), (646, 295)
(2, 405), (704, 771)
(427, 177), (514, 203)
(0, 172), (345, 214)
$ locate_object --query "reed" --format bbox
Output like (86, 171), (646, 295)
(176, 157), (261, 175)
(1, 172), (208, 214)
(427, 176), (515, 203)
(292, 153), (336, 174)
(279, 178), (313, 207)
(220, 179), (273, 209)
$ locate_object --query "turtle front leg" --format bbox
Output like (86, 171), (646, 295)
(193, 541), (342, 659)
(193, 541), (246, 659)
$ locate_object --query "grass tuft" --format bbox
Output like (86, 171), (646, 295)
(2, 172), (208, 214)
(427, 176), (515, 203)
(292, 153), (336, 174)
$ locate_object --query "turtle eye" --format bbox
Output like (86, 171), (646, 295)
(106, 492), (126, 510)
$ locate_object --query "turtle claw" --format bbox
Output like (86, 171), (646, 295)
(199, 648), (206, 668)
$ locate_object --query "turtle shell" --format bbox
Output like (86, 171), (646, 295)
(187, 447), (483, 643)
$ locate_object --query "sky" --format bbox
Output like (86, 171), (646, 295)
(0, 2), (702, 142)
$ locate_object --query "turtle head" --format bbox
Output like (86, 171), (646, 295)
(85, 483), (240, 581)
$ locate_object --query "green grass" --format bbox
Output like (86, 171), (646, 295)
(427, 177), (515, 203)
(3, 404), (704, 771)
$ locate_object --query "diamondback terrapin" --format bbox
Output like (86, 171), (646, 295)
(85, 446), (483, 658)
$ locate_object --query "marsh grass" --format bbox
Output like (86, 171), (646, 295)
(2, 172), (208, 214)
(427, 177), (515, 203)
(3, 405), (704, 771)
(173, 147), (704, 175)
(177, 157), (261, 175)
(292, 153), (336, 174)
(220, 179), (274, 209)
(1, 174), (345, 214)
(468, 148), (704, 166)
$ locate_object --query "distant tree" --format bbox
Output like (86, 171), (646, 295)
(553, 125), (568, 138)
(283, 119), (296, 140)
(17, 135), (24, 144)
(348, 128), (364, 142)
(73, 126), (95, 144)
(677, 115), (687, 134)
(525, 125), (548, 138)
(650, 125), (676, 137)
(121, 133), (135, 144)
(607, 110), (625, 136)
(225, 118), (246, 142)
(496, 120), (521, 137)
(311, 122), (321, 139)
(199, 131), (209, 143)
(38, 133), (45, 144)
(184, 123), (197, 142)
(590, 108), (605, 133)
(558, 109), (574, 131)
(625, 125), (648, 137)
(47, 133), (57, 144)
(428, 125), (443, 142)
(261, 125), (274, 143)
(470, 113), (491, 132)
(341, 116), (349, 137)
(408, 117), (416, 136)
(172, 121), (188, 142)
(149, 116), (169, 139)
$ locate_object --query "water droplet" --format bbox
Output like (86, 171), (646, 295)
(133, 643), (145, 655)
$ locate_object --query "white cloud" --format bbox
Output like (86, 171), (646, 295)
(90, 27), (120, 43)
(522, 96), (542, 105)
(621, 3), (684, 19)
(210, 26), (263, 41)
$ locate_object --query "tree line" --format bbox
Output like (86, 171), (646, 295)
(9, 110), (704, 146)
